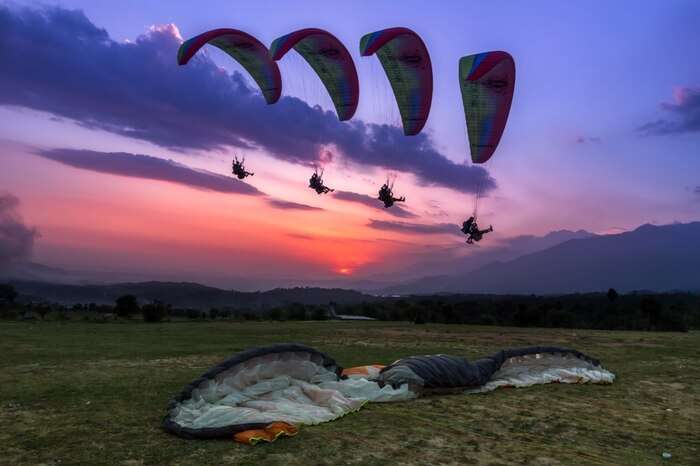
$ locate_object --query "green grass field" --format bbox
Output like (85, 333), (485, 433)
(1, 321), (698, 466)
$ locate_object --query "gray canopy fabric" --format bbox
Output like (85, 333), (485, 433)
(378, 346), (602, 392)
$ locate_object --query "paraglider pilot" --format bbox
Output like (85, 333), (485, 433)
(309, 169), (334, 195)
(378, 182), (405, 208)
(461, 216), (493, 244)
(232, 156), (254, 180)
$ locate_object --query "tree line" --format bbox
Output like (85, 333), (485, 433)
(1, 283), (697, 331)
(342, 289), (697, 331)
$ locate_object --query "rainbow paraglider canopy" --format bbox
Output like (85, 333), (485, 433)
(270, 28), (359, 121)
(178, 28), (282, 105)
(459, 51), (516, 164)
(360, 27), (433, 136)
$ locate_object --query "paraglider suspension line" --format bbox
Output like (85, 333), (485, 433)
(473, 177), (484, 220)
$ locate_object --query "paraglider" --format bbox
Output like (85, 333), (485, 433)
(270, 28), (359, 121)
(177, 28), (282, 105)
(458, 51), (516, 243)
(308, 168), (334, 194)
(360, 27), (432, 208)
(461, 216), (493, 244)
(378, 179), (405, 208)
(232, 155), (254, 180)
(360, 27), (433, 135)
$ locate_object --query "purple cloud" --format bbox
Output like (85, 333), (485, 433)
(639, 86), (700, 135)
(36, 148), (330, 212)
(367, 219), (461, 236)
(36, 148), (262, 196)
(333, 190), (417, 218)
(0, 193), (39, 266)
(0, 5), (493, 195)
(423, 199), (449, 219)
(576, 136), (601, 144)
(267, 199), (323, 211)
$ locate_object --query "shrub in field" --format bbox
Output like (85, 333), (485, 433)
(548, 309), (577, 328)
(311, 307), (328, 321)
(115, 295), (139, 319)
(35, 304), (51, 320)
(142, 300), (169, 323)
(514, 304), (543, 327)
(0, 284), (18, 305)
(658, 303), (689, 332)
(640, 296), (662, 330)
(265, 307), (283, 321)
(0, 284), (18, 319)
(477, 314), (499, 326)
(287, 303), (307, 321)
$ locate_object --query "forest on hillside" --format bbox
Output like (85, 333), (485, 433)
(2, 283), (697, 331)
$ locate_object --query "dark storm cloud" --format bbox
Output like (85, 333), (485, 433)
(0, 193), (39, 266)
(267, 199), (323, 211)
(0, 5), (493, 195)
(333, 190), (417, 218)
(639, 87), (700, 135)
(36, 148), (263, 195)
(367, 219), (461, 236)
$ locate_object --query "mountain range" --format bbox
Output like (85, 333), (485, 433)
(382, 222), (700, 295)
(2, 222), (698, 305)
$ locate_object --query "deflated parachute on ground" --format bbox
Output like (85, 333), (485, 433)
(459, 51), (516, 164)
(378, 346), (607, 394)
(270, 28), (359, 121)
(178, 28), (282, 104)
(360, 27), (433, 135)
(163, 343), (614, 443)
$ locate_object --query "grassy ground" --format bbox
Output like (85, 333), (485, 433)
(0, 321), (698, 466)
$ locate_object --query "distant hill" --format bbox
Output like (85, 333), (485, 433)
(9, 280), (376, 309)
(390, 222), (700, 295)
(0, 261), (395, 293)
(381, 229), (595, 295)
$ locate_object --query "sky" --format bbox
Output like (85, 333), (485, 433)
(0, 1), (698, 289)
